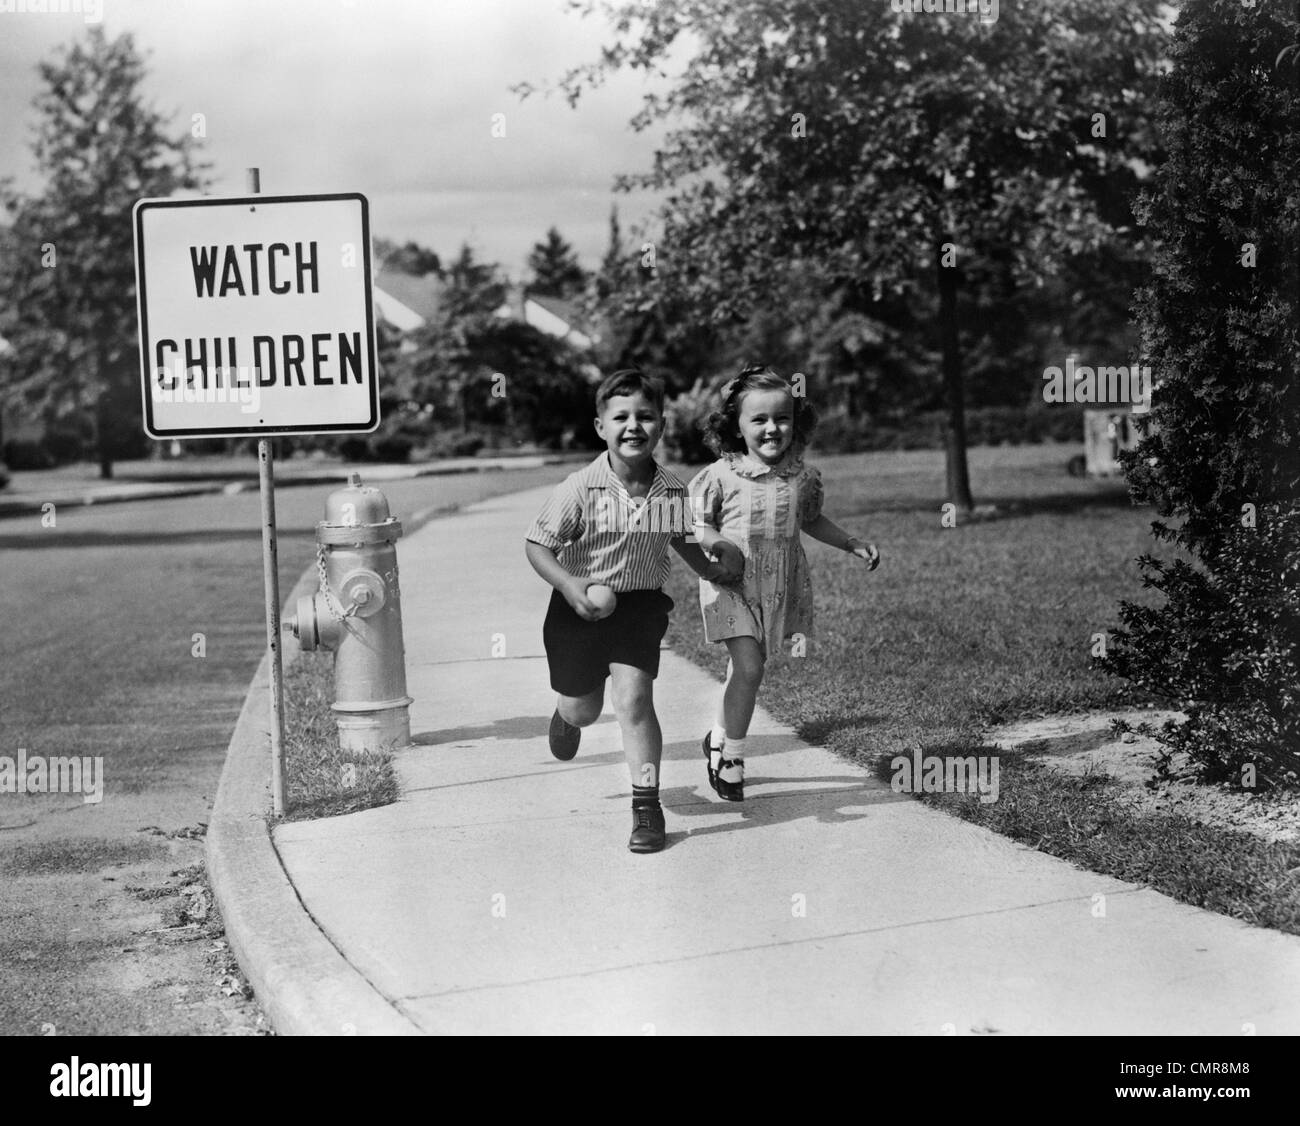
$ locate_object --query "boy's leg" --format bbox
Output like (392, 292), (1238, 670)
(608, 663), (661, 786)
(543, 586), (606, 759)
(549, 685), (603, 761)
(557, 686), (604, 728)
(609, 662), (666, 852)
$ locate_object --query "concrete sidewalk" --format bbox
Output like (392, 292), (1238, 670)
(223, 486), (1300, 1035)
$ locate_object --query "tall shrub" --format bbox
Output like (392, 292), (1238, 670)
(1103, 0), (1300, 789)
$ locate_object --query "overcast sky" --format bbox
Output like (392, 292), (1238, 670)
(0, 0), (672, 276)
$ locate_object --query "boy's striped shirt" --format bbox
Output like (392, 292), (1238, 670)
(526, 453), (694, 591)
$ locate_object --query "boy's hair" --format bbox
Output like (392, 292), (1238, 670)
(702, 363), (818, 456)
(595, 367), (666, 415)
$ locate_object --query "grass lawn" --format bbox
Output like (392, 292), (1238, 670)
(662, 443), (1156, 760)
(662, 442), (1300, 935)
(279, 648), (400, 823)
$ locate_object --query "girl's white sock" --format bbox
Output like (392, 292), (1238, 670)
(710, 723), (728, 752)
(718, 736), (746, 783)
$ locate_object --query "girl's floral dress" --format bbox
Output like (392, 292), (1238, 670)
(690, 445), (824, 657)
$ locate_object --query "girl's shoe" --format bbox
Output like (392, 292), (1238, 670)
(703, 731), (744, 802)
(702, 731), (720, 790)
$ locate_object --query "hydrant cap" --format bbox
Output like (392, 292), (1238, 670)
(323, 472), (392, 526)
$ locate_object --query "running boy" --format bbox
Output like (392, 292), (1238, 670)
(525, 368), (744, 853)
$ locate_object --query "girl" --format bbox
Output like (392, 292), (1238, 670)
(691, 364), (880, 801)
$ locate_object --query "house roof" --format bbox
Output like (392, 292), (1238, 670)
(373, 267), (446, 324)
(526, 293), (587, 332)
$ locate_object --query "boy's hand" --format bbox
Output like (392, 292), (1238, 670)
(703, 560), (731, 586)
(564, 578), (604, 621)
(707, 539), (746, 584)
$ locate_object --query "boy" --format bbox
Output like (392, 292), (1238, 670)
(525, 369), (744, 853)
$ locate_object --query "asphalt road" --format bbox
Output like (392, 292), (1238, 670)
(0, 463), (570, 1035)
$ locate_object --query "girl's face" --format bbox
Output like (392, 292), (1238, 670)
(736, 388), (795, 464)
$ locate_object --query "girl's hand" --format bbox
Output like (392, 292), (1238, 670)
(849, 540), (880, 570)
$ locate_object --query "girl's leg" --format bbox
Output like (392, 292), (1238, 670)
(721, 636), (765, 741)
(707, 637), (763, 800)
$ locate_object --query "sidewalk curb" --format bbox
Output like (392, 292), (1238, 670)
(205, 566), (422, 1037)
(0, 480), (246, 517)
(0, 454), (578, 518)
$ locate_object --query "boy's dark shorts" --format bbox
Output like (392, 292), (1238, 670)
(543, 587), (675, 696)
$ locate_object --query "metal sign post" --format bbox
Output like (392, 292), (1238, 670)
(248, 168), (287, 817)
(133, 170), (379, 819)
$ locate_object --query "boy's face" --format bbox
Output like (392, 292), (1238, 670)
(595, 392), (663, 464)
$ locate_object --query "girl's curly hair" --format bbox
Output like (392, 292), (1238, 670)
(701, 364), (818, 456)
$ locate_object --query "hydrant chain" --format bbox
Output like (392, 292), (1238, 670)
(317, 543), (360, 621)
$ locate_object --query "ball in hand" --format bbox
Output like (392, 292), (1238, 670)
(586, 584), (617, 619)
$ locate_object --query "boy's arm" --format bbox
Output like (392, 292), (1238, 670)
(670, 538), (718, 579)
(524, 539), (602, 620)
(692, 524), (726, 555)
(671, 538), (742, 584)
(690, 524), (746, 582)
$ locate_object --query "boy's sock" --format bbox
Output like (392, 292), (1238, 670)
(632, 782), (660, 809)
(718, 737), (746, 782)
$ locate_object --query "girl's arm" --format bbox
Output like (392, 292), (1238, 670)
(688, 468), (744, 581)
(801, 514), (880, 568)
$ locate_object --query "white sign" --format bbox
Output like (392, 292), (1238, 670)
(133, 192), (379, 438)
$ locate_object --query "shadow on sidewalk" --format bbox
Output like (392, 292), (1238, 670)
(406, 720), (906, 847)
(411, 715), (565, 745)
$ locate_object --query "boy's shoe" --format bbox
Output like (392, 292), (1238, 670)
(548, 710), (581, 760)
(703, 731), (745, 802)
(628, 803), (666, 853)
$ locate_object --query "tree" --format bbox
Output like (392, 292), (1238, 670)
(375, 237), (442, 276)
(594, 205), (630, 302)
(0, 28), (206, 477)
(540, 0), (1166, 510)
(417, 244), (508, 430)
(1103, 0), (1300, 788)
(526, 226), (588, 299)
(387, 243), (594, 447)
(440, 243), (507, 323)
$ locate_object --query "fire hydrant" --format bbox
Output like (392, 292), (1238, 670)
(285, 472), (412, 754)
